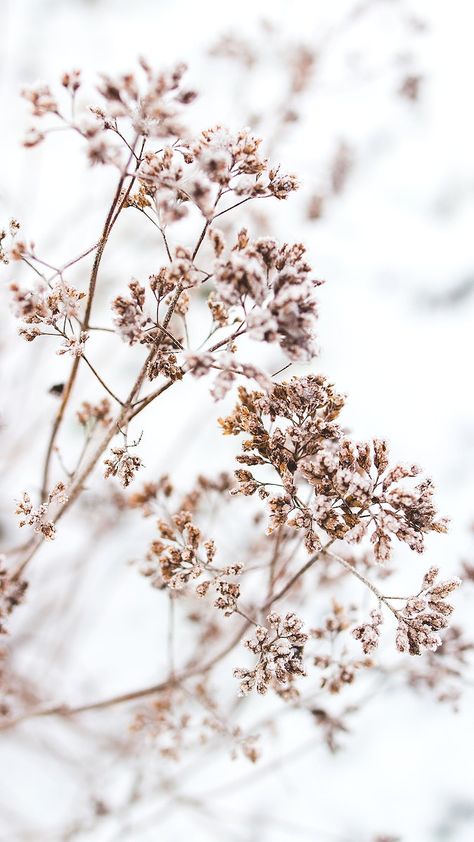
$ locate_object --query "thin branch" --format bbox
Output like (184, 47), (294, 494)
(211, 196), (253, 221)
(46, 241), (99, 284)
(326, 549), (402, 620)
(81, 355), (124, 406)
(0, 620), (249, 729)
(40, 140), (142, 501)
(263, 540), (334, 610)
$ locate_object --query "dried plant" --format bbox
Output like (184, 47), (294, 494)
(0, 57), (468, 840)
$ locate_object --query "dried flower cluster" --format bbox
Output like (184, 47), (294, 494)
(395, 567), (461, 656)
(352, 609), (384, 655)
(221, 377), (448, 565)
(212, 234), (320, 361)
(313, 600), (374, 693)
(137, 495), (243, 619)
(15, 482), (68, 541)
(104, 441), (144, 488)
(234, 612), (307, 697)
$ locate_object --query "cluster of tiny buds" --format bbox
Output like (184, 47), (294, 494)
(139, 504), (243, 616)
(311, 601), (373, 693)
(221, 377), (448, 561)
(234, 612), (307, 696)
(15, 482), (68, 541)
(352, 609), (384, 655)
(104, 444), (144, 488)
(76, 398), (112, 428)
(395, 567), (461, 656)
(195, 566), (243, 617)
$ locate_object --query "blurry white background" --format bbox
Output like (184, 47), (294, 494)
(1, 1), (474, 840)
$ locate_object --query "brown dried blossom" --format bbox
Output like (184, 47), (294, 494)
(214, 234), (321, 360)
(22, 60), (196, 162)
(137, 147), (193, 224)
(196, 569), (242, 617)
(147, 350), (183, 383)
(127, 483), (159, 517)
(192, 126), (298, 201)
(221, 381), (448, 560)
(77, 399), (112, 428)
(139, 505), (242, 606)
(312, 601), (374, 693)
(104, 445), (143, 488)
(10, 278), (85, 333)
(15, 482), (68, 541)
(140, 510), (207, 591)
(161, 248), (202, 291)
(61, 69), (81, 93)
(111, 280), (150, 345)
(207, 290), (229, 327)
(234, 611), (307, 696)
(21, 82), (58, 117)
(352, 609), (384, 655)
(135, 123), (296, 226)
(187, 350), (271, 401)
(57, 330), (89, 357)
(395, 567), (461, 656)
